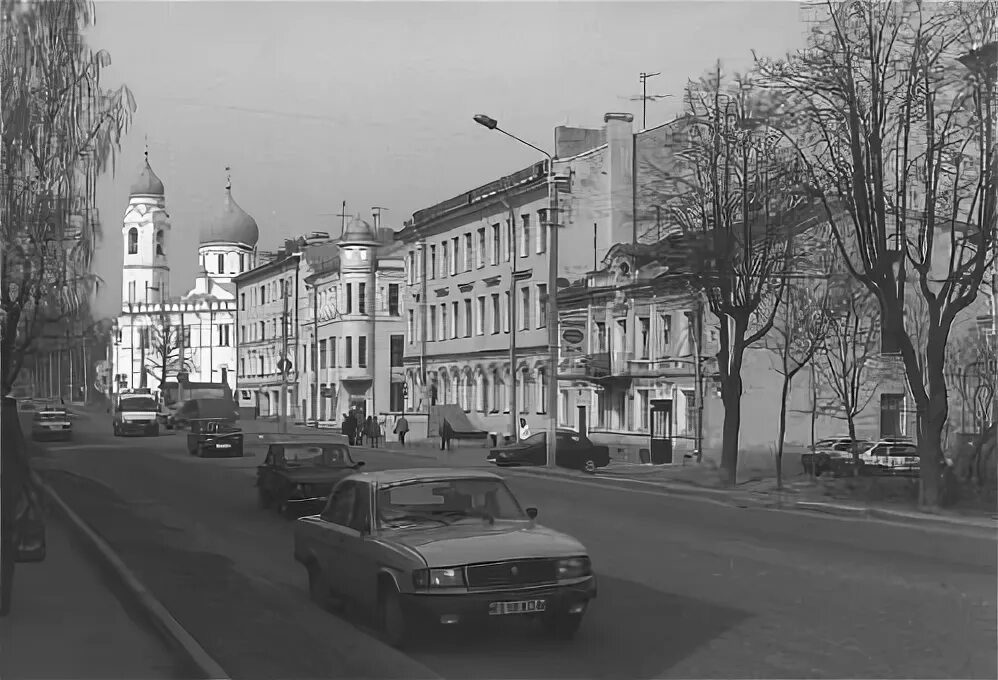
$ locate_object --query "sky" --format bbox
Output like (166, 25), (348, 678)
(89, 0), (810, 318)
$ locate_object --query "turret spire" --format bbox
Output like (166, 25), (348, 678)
(225, 166), (232, 191)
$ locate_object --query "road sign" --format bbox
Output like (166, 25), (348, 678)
(277, 358), (292, 373)
(562, 328), (585, 345)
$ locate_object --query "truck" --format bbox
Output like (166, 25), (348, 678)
(161, 380), (236, 429)
(113, 390), (161, 437)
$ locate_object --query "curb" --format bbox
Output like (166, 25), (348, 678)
(33, 472), (231, 680)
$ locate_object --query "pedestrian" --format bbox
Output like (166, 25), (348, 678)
(372, 417), (383, 448)
(394, 414), (409, 446)
(439, 418), (453, 451)
(342, 413), (356, 446)
(364, 416), (375, 448)
(518, 417), (531, 440)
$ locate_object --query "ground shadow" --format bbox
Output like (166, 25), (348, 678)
(406, 574), (750, 680)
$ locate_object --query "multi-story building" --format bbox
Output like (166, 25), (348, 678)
(111, 156), (251, 398)
(233, 243), (300, 419)
(398, 113), (639, 440)
(298, 215), (405, 425)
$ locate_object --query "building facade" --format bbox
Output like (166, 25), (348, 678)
(298, 216), (406, 425)
(111, 157), (254, 398)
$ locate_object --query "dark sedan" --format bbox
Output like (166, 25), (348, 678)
(487, 429), (611, 474)
(256, 442), (365, 518)
(187, 419), (244, 457)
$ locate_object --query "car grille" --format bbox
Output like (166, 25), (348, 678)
(466, 558), (558, 589)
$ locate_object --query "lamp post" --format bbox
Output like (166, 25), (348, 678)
(474, 114), (559, 468)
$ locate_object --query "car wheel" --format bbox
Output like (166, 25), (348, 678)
(307, 563), (331, 610)
(542, 612), (583, 640)
(582, 459), (597, 474)
(378, 583), (411, 649)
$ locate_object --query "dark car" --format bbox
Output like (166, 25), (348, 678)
(801, 436), (872, 477)
(487, 429), (611, 474)
(30, 408), (73, 442)
(257, 442), (365, 518)
(171, 397), (238, 429)
(187, 418), (244, 458)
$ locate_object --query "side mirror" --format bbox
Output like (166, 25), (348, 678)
(355, 461), (366, 468)
(525, 507), (538, 520)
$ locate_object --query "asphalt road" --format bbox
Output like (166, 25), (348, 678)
(32, 412), (998, 679)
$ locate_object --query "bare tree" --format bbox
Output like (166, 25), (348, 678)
(1, 0), (136, 394)
(764, 275), (829, 489)
(946, 329), (997, 434)
(817, 272), (884, 473)
(656, 65), (811, 486)
(758, 1), (997, 507)
(148, 322), (194, 390)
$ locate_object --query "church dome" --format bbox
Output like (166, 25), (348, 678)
(200, 183), (259, 247)
(129, 153), (164, 197)
(341, 216), (378, 243)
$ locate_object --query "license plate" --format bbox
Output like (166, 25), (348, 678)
(488, 599), (546, 616)
(216, 443), (232, 448)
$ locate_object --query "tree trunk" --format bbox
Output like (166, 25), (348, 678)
(917, 331), (952, 508)
(776, 375), (791, 491)
(720, 371), (744, 487)
(847, 414), (860, 477)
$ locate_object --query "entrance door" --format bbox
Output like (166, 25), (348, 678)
(350, 397), (367, 422)
(649, 399), (674, 464)
(577, 405), (588, 438)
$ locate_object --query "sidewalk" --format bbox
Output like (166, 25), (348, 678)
(0, 515), (191, 680)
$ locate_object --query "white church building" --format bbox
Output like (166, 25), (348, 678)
(111, 153), (260, 396)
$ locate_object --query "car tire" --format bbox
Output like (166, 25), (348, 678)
(307, 563), (331, 610)
(582, 458), (597, 474)
(378, 583), (411, 649)
(542, 612), (583, 640)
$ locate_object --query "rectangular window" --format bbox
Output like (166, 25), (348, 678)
(506, 219), (513, 262)
(390, 383), (404, 412)
(683, 389), (696, 435)
(451, 301), (459, 339)
(491, 224), (501, 266)
(390, 334), (404, 367)
(464, 298), (473, 337)
(429, 305), (437, 342)
(595, 321), (607, 352)
(345, 336), (353, 367)
(358, 283), (367, 315)
(476, 296), (486, 335)
(310, 342), (317, 372)
(520, 214), (530, 258)
(429, 245), (437, 280)
(128, 281), (136, 304)
(182, 326), (191, 347)
(407, 251), (414, 285)
(217, 253), (224, 273)
(464, 233), (473, 271)
(239, 325), (245, 343)
(240, 293), (245, 311)
(504, 291), (511, 333)
(319, 339), (327, 369)
(477, 228), (487, 268)
(217, 324), (231, 347)
(639, 317), (650, 359)
(388, 284), (400, 316)
(330, 337), (337, 368)
(442, 241), (450, 277)
(358, 336), (367, 368)
(261, 285), (266, 304)
(450, 237), (459, 274)
(537, 217), (547, 254)
(637, 391), (649, 432)
(440, 304), (448, 340)
(491, 293), (501, 334)
(880, 393), (904, 437)
(536, 284), (547, 328)
(346, 283), (353, 314)
(259, 320), (265, 339)
(407, 310), (415, 344)
(659, 314), (672, 356)
(520, 287), (530, 330)
(240, 358), (246, 376)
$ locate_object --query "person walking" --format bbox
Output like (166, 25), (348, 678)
(353, 411), (364, 446)
(394, 415), (409, 446)
(439, 418), (453, 451)
(364, 416), (375, 448)
(371, 417), (383, 448)
(341, 413), (356, 446)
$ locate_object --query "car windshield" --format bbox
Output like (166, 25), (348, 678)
(376, 477), (526, 528)
(119, 397), (158, 411)
(280, 444), (352, 467)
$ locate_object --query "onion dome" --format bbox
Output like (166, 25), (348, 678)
(129, 152), (165, 197)
(341, 215), (378, 244)
(200, 177), (259, 247)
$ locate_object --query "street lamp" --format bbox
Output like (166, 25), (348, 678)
(475, 113), (559, 468)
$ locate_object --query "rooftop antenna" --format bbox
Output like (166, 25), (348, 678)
(630, 71), (672, 129)
(144, 134), (149, 163)
(336, 201), (349, 237)
(225, 165), (232, 190)
(371, 206), (389, 232)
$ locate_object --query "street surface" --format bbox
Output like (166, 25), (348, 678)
(32, 412), (998, 679)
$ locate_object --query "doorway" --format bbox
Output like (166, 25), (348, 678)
(350, 397), (367, 423)
(649, 399), (674, 464)
(577, 405), (588, 438)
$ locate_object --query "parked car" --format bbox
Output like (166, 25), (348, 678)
(293, 468), (597, 648)
(257, 441), (365, 518)
(113, 394), (160, 437)
(801, 437), (872, 477)
(30, 408), (72, 442)
(859, 439), (920, 476)
(187, 418), (244, 458)
(486, 429), (610, 473)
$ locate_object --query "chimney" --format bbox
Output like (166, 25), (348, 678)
(604, 112), (635, 249)
(373, 210), (381, 232)
(555, 125), (606, 158)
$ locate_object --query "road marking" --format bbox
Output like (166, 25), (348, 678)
(43, 443), (139, 452)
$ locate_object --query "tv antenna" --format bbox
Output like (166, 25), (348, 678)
(630, 71), (672, 129)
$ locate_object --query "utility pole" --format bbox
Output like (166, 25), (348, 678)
(630, 72), (671, 130)
(312, 279), (319, 427)
(281, 279), (290, 434)
(500, 177), (526, 442)
(336, 201), (349, 239)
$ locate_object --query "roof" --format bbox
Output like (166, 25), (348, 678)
(341, 216), (379, 244)
(200, 182), (260, 247)
(130, 154), (165, 197)
(352, 467), (502, 485)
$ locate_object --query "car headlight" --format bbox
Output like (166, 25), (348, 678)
(412, 567), (466, 589)
(557, 557), (592, 580)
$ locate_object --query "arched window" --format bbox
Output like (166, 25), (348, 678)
(478, 373), (488, 413)
(217, 253), (225, 273)
(127, 227), (138, 255)
(155, 230), (164, 256)
(239, 253), (245, 273)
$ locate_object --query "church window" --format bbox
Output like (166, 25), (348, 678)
(218, 324), (231, 347)
(127, 228), (138, 255)
(239, 253), (245, 272)
(217, 253), (224, 273)
(358, 283), (367, 315)
(155, 230), (164, 256)
(221, 367), (228, 385)
(128, 281), (136, 304)
(388, 284), (400, 316)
